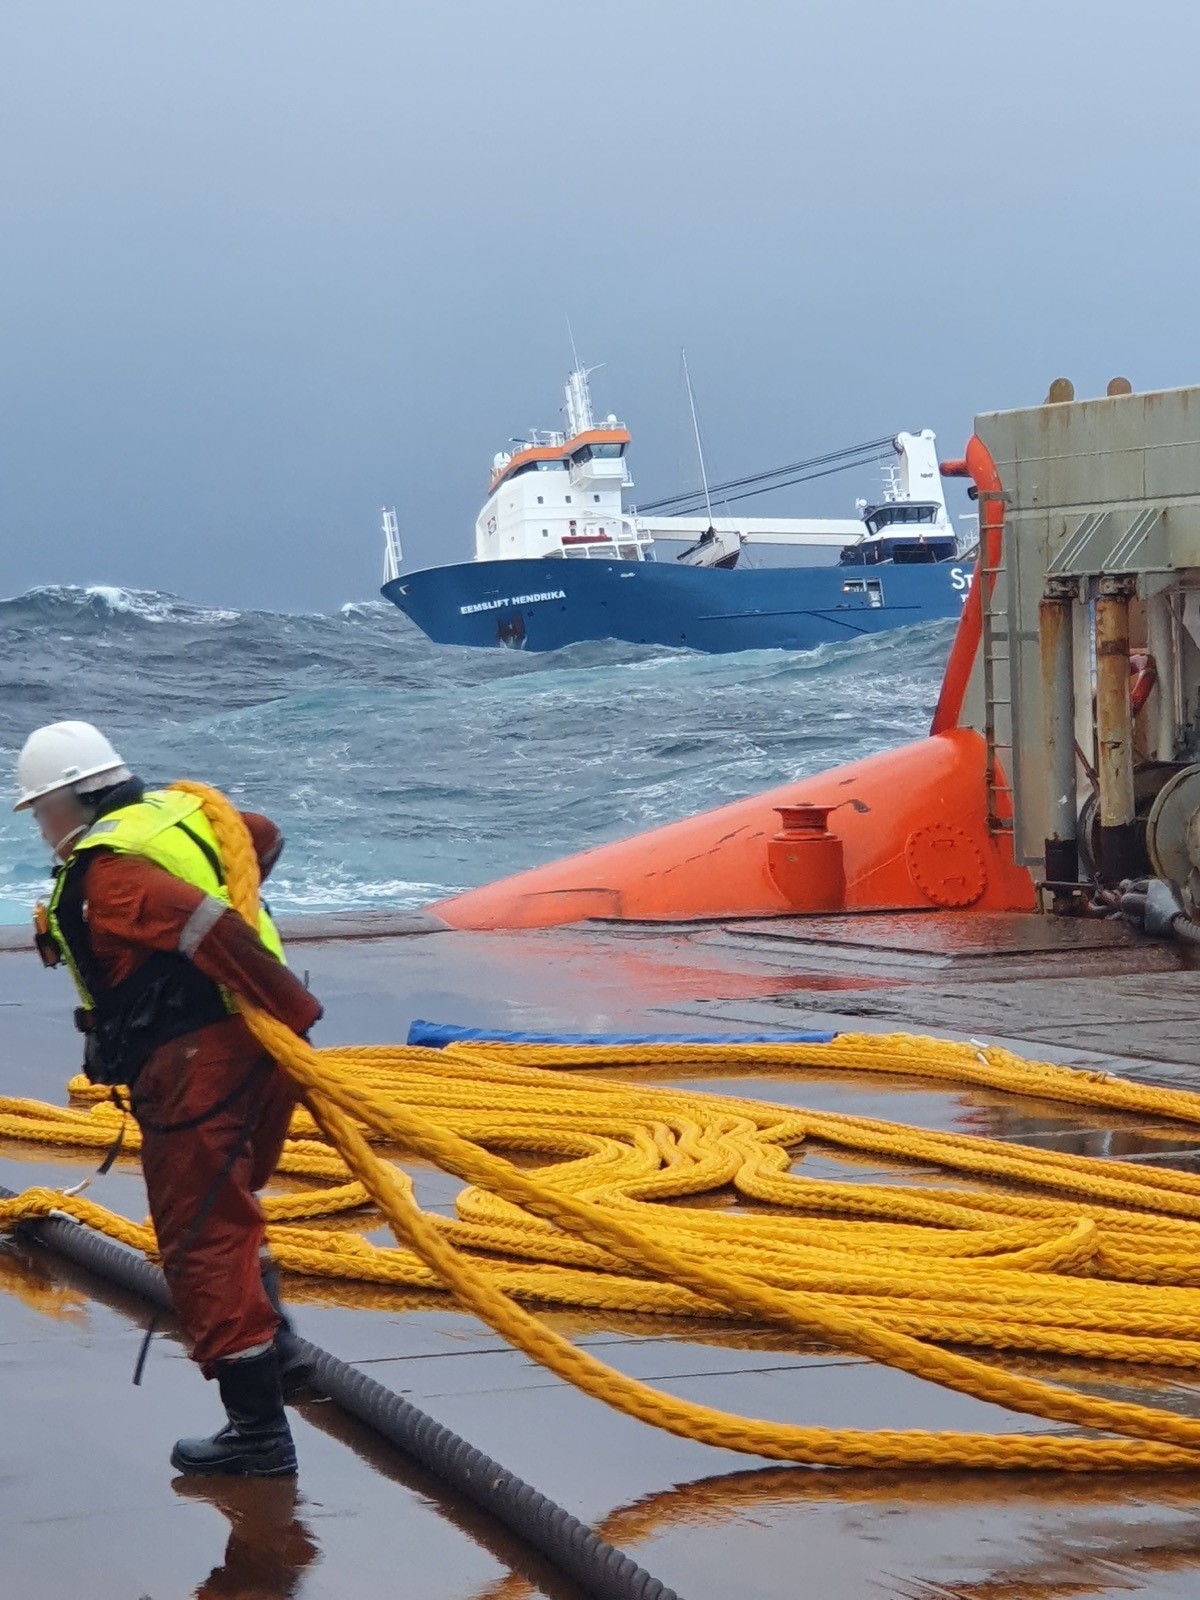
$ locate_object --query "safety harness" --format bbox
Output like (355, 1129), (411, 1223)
(41, 788), (285, 1087)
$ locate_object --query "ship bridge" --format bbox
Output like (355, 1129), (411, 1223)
(477, 367), (644, 564)
(487, 425), (631, 495)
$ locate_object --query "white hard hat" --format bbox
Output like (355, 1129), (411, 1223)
(13, 721), (128, 812)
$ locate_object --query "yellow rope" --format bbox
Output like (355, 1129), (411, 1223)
(8, 779), (1200, 1468)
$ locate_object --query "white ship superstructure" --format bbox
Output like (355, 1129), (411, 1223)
(465, 369), (956, 572)
(475, 370), (646, 565)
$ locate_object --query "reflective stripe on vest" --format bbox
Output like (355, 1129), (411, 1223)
(46, 789), (286, 1010)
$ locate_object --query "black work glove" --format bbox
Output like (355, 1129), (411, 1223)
(82, 1031), (105, 1084)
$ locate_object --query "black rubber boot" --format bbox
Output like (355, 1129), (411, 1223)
(170, 1348), (298, 1477)
(261, 1259), (317, 1402)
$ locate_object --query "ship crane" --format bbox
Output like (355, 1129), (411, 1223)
(639, 434), (897, 518)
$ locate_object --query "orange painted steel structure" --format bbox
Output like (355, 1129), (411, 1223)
(932, 435), (1002, 736)
(436, 435), (1039, 932)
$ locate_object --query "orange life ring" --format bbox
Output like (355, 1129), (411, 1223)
(1130, 651), (1157, 715)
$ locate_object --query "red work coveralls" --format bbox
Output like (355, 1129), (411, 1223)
(81, 814), (322, 1372)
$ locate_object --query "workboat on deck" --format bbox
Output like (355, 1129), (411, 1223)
(381, 367), (975, 652)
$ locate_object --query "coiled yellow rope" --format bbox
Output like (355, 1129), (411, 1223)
(8, 781), (1200, 1469)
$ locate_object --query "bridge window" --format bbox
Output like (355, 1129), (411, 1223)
(503, 459), (567, 482)
(864, 503), (939, 536)
(571, 442), (625, 463)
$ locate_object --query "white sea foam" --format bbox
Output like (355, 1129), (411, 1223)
(267, 874), (464, 911)
(82, 585), (241, 624)
(0, 584), (241, 625)
(338, 600), (393, 621)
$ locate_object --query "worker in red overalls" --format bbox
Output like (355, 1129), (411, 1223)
(16, 720), (322, 1477)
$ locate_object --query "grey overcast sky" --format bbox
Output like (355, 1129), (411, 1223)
(2, 1), (1197, 612)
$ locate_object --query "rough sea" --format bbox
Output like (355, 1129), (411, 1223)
(0, 586), (955, 925)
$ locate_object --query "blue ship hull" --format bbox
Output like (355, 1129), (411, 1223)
(381, 555), (971, 653)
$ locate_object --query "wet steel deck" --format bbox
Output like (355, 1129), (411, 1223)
(5, 909), (1200, 1598)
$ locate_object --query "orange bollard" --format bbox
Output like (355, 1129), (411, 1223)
(766, 806), (846, 910)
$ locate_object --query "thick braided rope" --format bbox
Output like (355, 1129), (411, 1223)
(7, 779), (1200, 1468)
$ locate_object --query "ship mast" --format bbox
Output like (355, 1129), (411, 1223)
(682, 349), (715, 529)
(564, 322), (601, 440)
(564, 367), (596, 439)
(381, 506), (403, 583)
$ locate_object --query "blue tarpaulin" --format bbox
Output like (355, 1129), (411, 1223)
(408, 1019), (837, 1049)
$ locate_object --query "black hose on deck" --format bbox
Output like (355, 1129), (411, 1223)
(3, 1188), (681, 1600)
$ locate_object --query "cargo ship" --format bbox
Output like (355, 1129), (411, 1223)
(380, 367), (974, 651)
